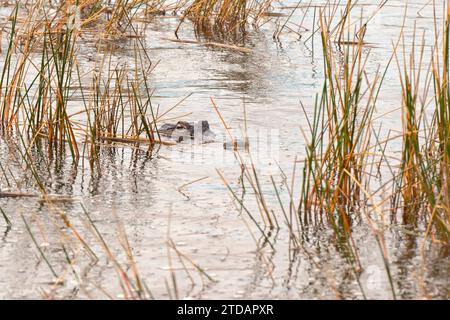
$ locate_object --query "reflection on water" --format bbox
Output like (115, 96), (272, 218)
(0, 0), (449, 299)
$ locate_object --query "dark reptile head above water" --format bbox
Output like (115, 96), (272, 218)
(158, 120), (215, 142)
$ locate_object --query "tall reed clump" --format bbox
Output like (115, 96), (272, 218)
(393, 27), (428, 226)
(392, 3), (450, 242)
(0, 4), (81, 162)
(394, 3), (450, 241)
(294, 8), (401, 298)
(47, 22), (80, 161)
(0, 3), (163, 173)
(175, 0), (272, 40)
(299, 14), (381, 237)
(428, 4), (450, 240)
(0, 5), (22, 129)
(85, 44), (161, 169)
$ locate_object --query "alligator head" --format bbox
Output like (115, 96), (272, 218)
(158, 120), (215, 142)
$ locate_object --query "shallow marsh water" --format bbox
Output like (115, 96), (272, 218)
(0, 0), (449, 299)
